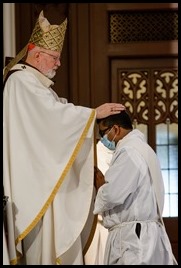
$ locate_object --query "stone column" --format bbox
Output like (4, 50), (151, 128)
(3, 3), (16, 65)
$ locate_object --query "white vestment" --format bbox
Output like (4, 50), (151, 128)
(93, 129), (176, 265)
(3, 63), (96, 265)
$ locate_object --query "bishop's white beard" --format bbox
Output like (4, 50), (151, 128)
(45, 69), (56, 79)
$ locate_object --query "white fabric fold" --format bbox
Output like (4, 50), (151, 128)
(3, 64), (96, 264)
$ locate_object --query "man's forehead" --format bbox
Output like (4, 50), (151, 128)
(43, 49), (60, 57)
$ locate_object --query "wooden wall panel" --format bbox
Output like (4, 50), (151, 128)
(88, 3), (178, 107)
(13, 3), (179, 108)
(89, 4), (110, 107)
(164, 217), (178, 262)
(68, 4), (91, 106)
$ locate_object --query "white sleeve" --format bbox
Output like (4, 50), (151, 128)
(93, 148), (140, 214)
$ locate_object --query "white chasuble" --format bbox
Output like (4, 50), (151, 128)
(3, 64), (96, 264)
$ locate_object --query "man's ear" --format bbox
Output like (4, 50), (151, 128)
(114, 125), (121, 134)
(34, 51), (41, 62)
(114, 125), (123, 140)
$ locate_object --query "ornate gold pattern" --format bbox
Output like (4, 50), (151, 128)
(154, 70), (178, 123)
(118, 69), (178, 124)
(3, 10), (67, 82)
(109, 11), (178, 43)
(29, 11), (67, 52)
(119, 71), (149, 123)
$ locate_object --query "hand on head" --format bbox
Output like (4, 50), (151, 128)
(95, 103), (125, 119)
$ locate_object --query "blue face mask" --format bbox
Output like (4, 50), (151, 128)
(101, 134), (116, 151)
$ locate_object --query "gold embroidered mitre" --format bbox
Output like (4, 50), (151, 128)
(29, 10), (67, 52)
(3, 10), (67, 82)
